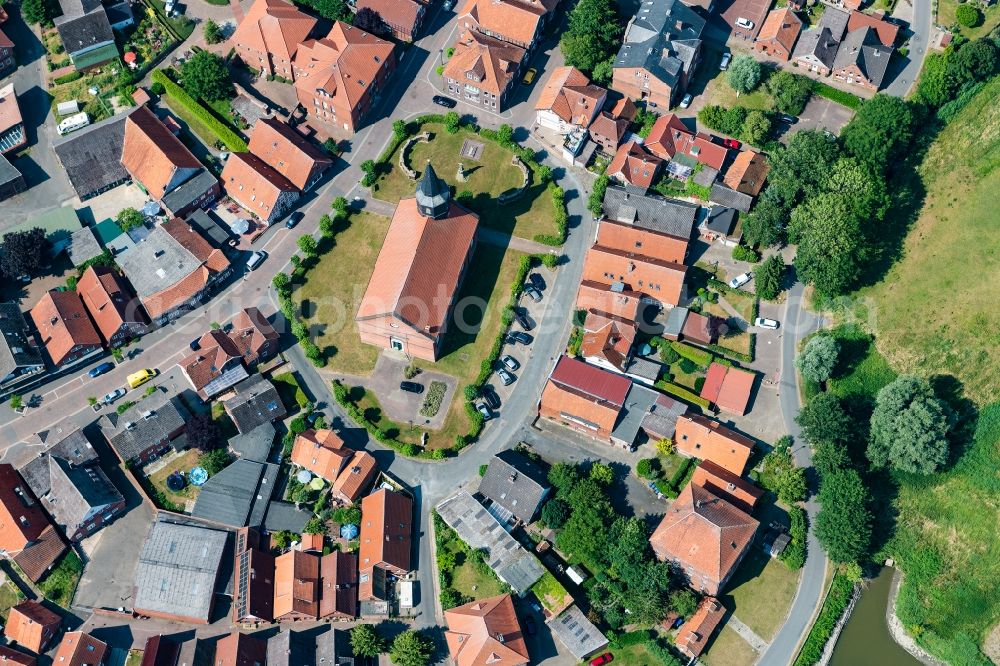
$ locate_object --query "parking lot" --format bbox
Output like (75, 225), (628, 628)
(783, 95), (857, 139)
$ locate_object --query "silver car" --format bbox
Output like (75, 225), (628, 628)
(729, 272), (753, 289)
(103, 387), (127, 405)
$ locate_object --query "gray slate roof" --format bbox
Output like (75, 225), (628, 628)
(52, 113), (129, 200)
(225, 374), (287, 434)
(612, 382), (662, 446)
(117, 224), (203, 299)
(547, 604), (608, 660)
(0, 153), (22, 188)
(46, 456), (123, 536)
(663, 305), (689, 339)
(705, 206), (738, 235)
(614, 0), (705, 90)
(264, 500), (311, 533)
(640, 393), (688, 440)
(105, 1), (133, 26)
(792, 27), (842, 69)
(267, 627), (354, 666)
(247, 462), (279, 529)
(602, 185), (699, 239)
(186, 209), (232, 249)
(228, 421), (275, 462)
(55, 9), (114, 56)
(820, 5), (851, 39)
(710, 183), (754, 212)
(160, 169), (218, 215)
(436, 491), (545, 595)
(833, 27), (892, 88)
(67, 226), (102, 266)
(100, 390), (188, 461)
(20, 427), (98, 498)
(192, 459), (266, 527)
(134, 520), (227, 622)
(0, 302), (44, 386)
(478, 449), (550, 524)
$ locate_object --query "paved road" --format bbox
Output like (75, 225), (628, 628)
(884, 0), (933, 97)
(757, 279), (827, 666)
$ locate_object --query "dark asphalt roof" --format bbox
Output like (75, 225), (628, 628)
(602, 185), (699, 239)
(191, 459), (265, 527)
(706, 206), (738, 235)
(226, 375), (287, 434)
(833, 27), (892, 87)
(478, 449), (550, 524)
(47, 456), (123, 536)
(186, 209), (232, 248)
(55, 9), (114, 56)
(710, 183), (754, 212)
(0, 302), (44, 387)
(161, 169), (218, 215)
(792, 27), (842, 69)
(100, 391), (189, 461)
(614, 0), (705, 89)
(228, 421), (275, 462)
(52, 113), (129, 200)
(247, 462), (279, 529)
(0, 153), (22, 187)
(264, 500), (311, 533)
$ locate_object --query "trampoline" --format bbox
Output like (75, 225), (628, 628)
(166, 472), (186, 492)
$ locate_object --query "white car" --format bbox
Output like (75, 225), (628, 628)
(755, 317), (780, 330)
(679, 94), (693, 109)
(720, 52), (732, 70)
(736, 17), (755, 30)
(729, 272), (753, 289)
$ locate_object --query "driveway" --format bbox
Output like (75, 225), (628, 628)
(779, 96), (855, 141)
(364, 353), (457, 431)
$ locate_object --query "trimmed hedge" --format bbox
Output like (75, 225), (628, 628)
(780, 505), (807, 570)
(53, 71), (83, 85)
(809, 80), (862, 110)
(151, 69), (247, 151)
(655, 380), (711, 410)
(794, 572), (856, 666)
(669, 341), (714, 367)
(705, 342), (753, 364)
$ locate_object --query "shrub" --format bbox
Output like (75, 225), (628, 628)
(780, 505), (807, 569)
(655, 380), (711, 409)
(678, 358), (698, 374)
(955, 3), (981, 27)
(419, 381), (447, 417)
(53, 71), (82, 85)
(732, 244), (761, 263)
(444, 111), (460, 133)
(793, 573), (855, 666)
(588, 174), (610, 215)
(636, 457), (661, 479)
(670, 341), (713, 367)
(150, 81), (166, 95)
(727, 55), (762, 94)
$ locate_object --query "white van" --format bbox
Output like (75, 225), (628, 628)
(57, 112), (91, 135)
(246, 251), (267, 271)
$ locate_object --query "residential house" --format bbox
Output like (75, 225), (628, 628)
(229, 422), (276, 463)
(831, 26), (893, 91)
(444, 594), (530, 666)
(0, 465), (67, 583)
(477, 449), (550, 525)
(186, 209), (235, 251)
(0, 303), (45, 395)
(607, 140), (661, 191)
(599, 185), (699, 264)
(673, 413), (754, 475)
(846, 10), (900, 46)
(138, 635), (182, 666)
(443, 30), (525, 112)
(535, 66), (606, 134)
(700, 205), (740, 242)
(356, 166), (478, 362)
(319, 550), (359, 619)
(0, 9), (14, 78)
(0, 83), (26, 154)
(792, 6), (850, 75)
(116, 216), (232, 323)
(121, 106), (205, 201)
(51, 632), (107, 666)
(233, 528), (276, 624)
(676, 597), (726, 659)
(644, 113), (728, 171)
(690, 459), (763, 513)
(29, 290), (103, 368)
(76, 265), (147, 347)
(587, 111), (630, 155)
(574, 280), (644, 321)
(755, 8), (803, 61)
(231, 0), (317, 80)
(4, 601), (61, 654)
(456, 0), (559, 50)
(35, 456), (125, 542)
(0, 647), (34, 666)
(709, 182), (754, 213)
(105, 1), (134, 30)
(355, 0), (427, 41)
(273, 549), (322, 621)
(266, 627), (355, 666)
(700, 362), (757, 415)
(224, 374), (287, 434)
(291, 429), (353, 482)
(230, 308), (279, 365)
(292, 21), (396, 133)
(612, 0), (705, 110)
(54, 4), (117, 70)
(580, 309), (638, 373)
(182, 310), (279, 399)
(99, 390), (189, 464)
(181, 330), (250, 400)
(159, 169), (221, 219)
(214, 631), (267, 666)
(247, 117), (332, 191)
(133, 520), (228, 624)
(580, 243), (687, 308)
(330, 451), (378, 505)
(221, 152), (301, 226)
(649, 482), (759, 595)
(0, 152), (25, 201)
(723, 150), (769, 197)
(359, 488), (412, 603)
(52, 113), (130, 200)
(546, 605), (608, 661)
(191, 458), (278, 528)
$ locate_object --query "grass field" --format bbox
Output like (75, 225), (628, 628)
(372, 123), (558, 240)
(147, 449), (203, 507)
(723, 547), (801, 640)
(937, 0), (1000, 39)
(703, 625), (759, 666)
(0, 581), (24, 620)
(437, 520), (506, 600)
(38, 551), (83, 608)
(606, 642), (672, 666)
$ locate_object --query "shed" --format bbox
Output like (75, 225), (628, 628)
(67, 226), (102, 267)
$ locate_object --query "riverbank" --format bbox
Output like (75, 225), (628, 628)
(818, 584), (860, 666)
(886, 569), (948, 666)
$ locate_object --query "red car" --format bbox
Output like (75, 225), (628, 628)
(590, 653), (614, 666)
(723, 138), (741, 150)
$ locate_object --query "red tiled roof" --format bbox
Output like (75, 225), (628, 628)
(700, 362), (727, 403)
(443, 29), (525, 98)
(607, 140), (661, 190)
(229, 307), (279, 361)
(273, 549), (320, 619)
(444, 594), (529, 666)
(723, 150), (769, 196)
(359, 488), (412, 594)
(700, 363), (756, 414)
(674, 413), (754, 476)
(76, 265), (146, 345)
(676, 597), (726, 658)
(50, 632), (107, 666)
(4, 601), (60, 654)
(535, 66), (605, 126)
(232, 0), (317, 65)
(179, 329), (244, 394)
(291, 429), (352, 482)
(580, 310), (636, 371)
(758, 8), (803, 53)
(587, 111), (629, 148)
(319, 550), (358, 618)
(12, 525), (67, 584)
(121, 106), (201, 200)
(0, 646), (36, 666)
(645, 114), (728, 170)
(847, 9), (899, 46)
(213, 631), (266, 666)
(29, 290), (102, 367)
(356, 0), (424, 37)
(247, 117), (331, 190)
(221, 152), (299, 220)
(162, 217), (230, 273)
(549, 354), (630, 407)
(331, 450), (378, 503)
(691, 460), (764, 513)
(458, 0), (555, 46)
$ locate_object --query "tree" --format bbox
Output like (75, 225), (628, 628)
(560, 0), (622, 74)
(946, 37), (1000, 89)
(181, 51), (233, 101)
(541, 497), (570, 528)
(792, 192), (865, 295)
(669, 588), (699, 617)
(304, 516), (327, 535)
(868, 375), (954, 474)
(655, 437), (675, 456)
(741, 110), (771, 146)
(444, 111), (460, 133)
(698, 105), (748, 137)
(351, 624), (386, 658)
(557, 479), (613, 566)
(589, 462), (613, 486)
(272, 272), (291, 295)
(9, 394), (23, 410)
(796, 392), (853, 447)
(762, 449), (807, 504)
(392, 119), (408, 139)
(389, 631), (433, 666)
(754, 254), (784, 300)
(548, 462), (580, 498)
(187, 413), (220, 451)
(116, 207), (144, 232)
(813, 439), (851, 477)
(592, 58), (614, 85)
(588, 174), (610, 215)
(796, 335), (839, 384)
(727, 55), (762, 94)
(496, 123), (514, 146)
(766, 71), (812, 115)
(840, 94), (914, 172)
(199, 448), (231, 475)
(297, 234), (318, 256)
(955, 3), (981, 27)
(636, 458), (660, 479)
(21, 0), (49, 24)
(915, 53), (952, 107)
(815, 468), (871, 563)
(742, 196), (786, 248)
(302, 0), (349, 21)
(0, 228), (51, 278)
(203, 19), (224, 44)
(828, 157), (889, 222)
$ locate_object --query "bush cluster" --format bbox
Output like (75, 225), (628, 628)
(151, 70), (247, 151)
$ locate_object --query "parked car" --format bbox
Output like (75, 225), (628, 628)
(286, 211), (304, 229)
(507, 331), (533, 346)
(777, 114), (798, 124)
(720, 52), (732, 70)
(400, 381), (424, 394)
(590, 654), (614, 666)
(729, 272), (753, 289)
(476, 402), (493, 420)
(481, 385), (501, 410)
(736, 17), (755, 29)
(524, 285), (542, 303)
(723, 138), (742, 150)
(524, 615), (538, 635)
(432, 95), (457, 108)
(500, 355), (520, 372)
(246, 250), (267, 271)
(497, 368), (516, 386)
(127, 368), (157, 389)
(755, 317), (780, 330)
(528, 273), (546, 291)
(679, 93), (693, 109)
(89, 362), (115, 378)
(103, 387), (127, 405)
(648, 480), (665, 499)
(522, 68), (538, 85)
(513, 308), (534, 331)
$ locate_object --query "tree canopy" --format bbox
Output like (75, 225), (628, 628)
(840, 94), (914, 173)
(560, 0), (622, 75)
(389, 631), (433, 666)
(116, 207), (144, 232)
(754, 254), (785, 300)
(791, 192), (866, 295)
(181, 51), (234, 101)
(868, 375), (954, 474)
(766, 71), (812, 115)
(0, 228), (51, 278)
(727, 55), (762, 94)
(187, 413), (221, 452)
(540, 497), (570, 529)
(203, 19), (224, 45)
(796, 392), (853, 448)
(796, 335), (839, 384)
(351, 624), (386, 658)
(815, 468), (871, 563)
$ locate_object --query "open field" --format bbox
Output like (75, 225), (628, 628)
(372, 123), (558, 240)
(937, 0), (1000, 39)
(723, 547), (801, 640)
(703, 625), (758, 666)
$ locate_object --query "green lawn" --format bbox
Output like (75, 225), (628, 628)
(702, 625), (759, 666)
(272, 371), (310, 413)
(937, 0), (1000, 39)
(437, 519), (506, 601)
(38, 551), (83, 608)
(0, 581), (25, 620)
(125, 651), (144, 666)
(723, 541), (801, 640)
(606, 642), (669, 666)
(147, 449), (203, 508)
(702, 69), (775, 113)
(372, 123), (558, 240)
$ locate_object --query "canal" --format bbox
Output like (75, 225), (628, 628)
(830, 568), (922, 666)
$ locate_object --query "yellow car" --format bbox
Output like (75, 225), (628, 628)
(521, 68), (538, 85)
(127, 368), (157, 389)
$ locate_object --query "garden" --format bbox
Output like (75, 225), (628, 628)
(37, 551), (83, 608)
(433, 511), (509, 609)
(121, 9), (179, 75)
(0, 581), (24, 621)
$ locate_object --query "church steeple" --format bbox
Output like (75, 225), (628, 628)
(415, 162), (451, 219)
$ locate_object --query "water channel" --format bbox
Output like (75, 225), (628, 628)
(829, 568), (922, 666)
